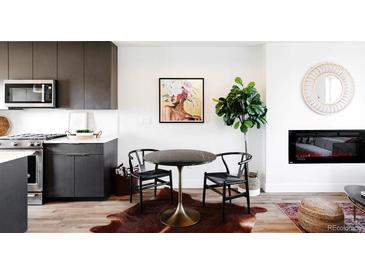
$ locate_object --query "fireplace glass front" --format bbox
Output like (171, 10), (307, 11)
(289, 130), (365, 163)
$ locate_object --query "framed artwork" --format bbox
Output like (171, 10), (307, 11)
(159, 78), (204, 123)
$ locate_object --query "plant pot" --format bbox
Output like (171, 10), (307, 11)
(237, 173), (260, 197)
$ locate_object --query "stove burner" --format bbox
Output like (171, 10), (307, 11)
(0, 133), (66, 140)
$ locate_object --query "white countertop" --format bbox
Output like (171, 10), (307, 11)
(0, 150), (35, 164)
(44, 136), (118, 144)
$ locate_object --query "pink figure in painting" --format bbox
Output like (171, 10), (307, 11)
(162, 84), (202, 122)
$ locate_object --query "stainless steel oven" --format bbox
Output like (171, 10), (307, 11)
(0, 133), (66, 205)
(26, 149), (44, 204)
(0, 147), (43, 204)
(4, 80), (56, 108)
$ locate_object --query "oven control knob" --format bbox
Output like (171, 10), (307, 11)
(34, 142), (41, 147)
(11, 142), (18, 147)
(29, 142), (34, 146)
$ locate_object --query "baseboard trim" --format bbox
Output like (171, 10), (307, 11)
(265, 182), (350, 192)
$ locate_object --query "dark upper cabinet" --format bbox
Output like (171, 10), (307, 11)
(0, 41), (117, 109)
(84, 42), (118, 109)
(57, 42), (85, 109)
(8, 42), (33, 79)
(33, 42), (57, 79)
(1, 42), (57, 81)
(0, 42), (8, 80)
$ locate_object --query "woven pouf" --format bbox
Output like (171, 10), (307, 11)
(298, 198), (344, 233)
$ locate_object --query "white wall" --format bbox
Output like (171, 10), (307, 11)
(118, 46), (266, 187)
(265, 42), (365, 192)
(0, 59), (118, 136)
(0, 109), (118, 136)
(4, 42), (365, 192)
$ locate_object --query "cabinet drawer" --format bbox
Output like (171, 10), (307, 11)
(45, 144), (103, 155)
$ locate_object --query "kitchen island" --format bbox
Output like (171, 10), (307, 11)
(0, 151), (33, 233)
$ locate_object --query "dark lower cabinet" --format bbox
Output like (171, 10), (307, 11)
(74, 155), (104, 197)
(45, 154), (74, 198)
(44, 139), (117, 200)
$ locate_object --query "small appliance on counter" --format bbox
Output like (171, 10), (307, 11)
(0, 133), (66, 205)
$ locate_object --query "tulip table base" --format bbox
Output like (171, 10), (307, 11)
(143, 150), (217, 228)
(160, 166), (200, 227)
(160, 205), (200, 227)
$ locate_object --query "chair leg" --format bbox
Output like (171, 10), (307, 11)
(245, 181), (251, 214)
(202, 173), (207, 208)
(154, 178), (157, 197)
(228, 185), (232, 204)
(169, 172), (173, 204)
(222, 183), (226, 222)
(129, 176), (134, 203)
(139, 179), (143, 214)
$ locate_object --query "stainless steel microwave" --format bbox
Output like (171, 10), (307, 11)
(4, 80), (56, 108)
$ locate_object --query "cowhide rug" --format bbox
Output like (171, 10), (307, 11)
(90, 188), (267, 233)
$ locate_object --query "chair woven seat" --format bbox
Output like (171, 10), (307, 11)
(206, 172), (246, 184)
(137, 169), (171, 179)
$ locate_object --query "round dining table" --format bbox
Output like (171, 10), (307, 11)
(144, 149), (216, 227)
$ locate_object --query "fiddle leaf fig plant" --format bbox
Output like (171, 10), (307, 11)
(213, 77), (267, 153)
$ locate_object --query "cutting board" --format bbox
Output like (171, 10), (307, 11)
(0, 116), (10, 136)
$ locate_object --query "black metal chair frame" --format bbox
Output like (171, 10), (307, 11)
(128, 149), (173, 213)
(202, 152), (252, 221)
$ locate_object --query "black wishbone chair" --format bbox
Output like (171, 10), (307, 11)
(202, 152), (252, 221)
(128, 149), (173, 213)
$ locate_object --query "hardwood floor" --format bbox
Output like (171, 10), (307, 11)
(27, 189), (347, 233)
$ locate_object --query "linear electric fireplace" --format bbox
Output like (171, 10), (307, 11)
(289, 130), (365, 164)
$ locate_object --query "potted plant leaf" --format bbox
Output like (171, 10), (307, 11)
(213, 77), (267, 196)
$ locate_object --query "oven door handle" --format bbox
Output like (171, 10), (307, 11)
(66, 153), (90, 157)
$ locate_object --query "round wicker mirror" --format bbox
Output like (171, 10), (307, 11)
(302, 63), (354, 115)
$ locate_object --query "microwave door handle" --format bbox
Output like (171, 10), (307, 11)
(41, 84), (45, 102)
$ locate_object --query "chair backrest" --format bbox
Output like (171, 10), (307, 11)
(128, 149), (158, 175)
(216, 152), (252, 178)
